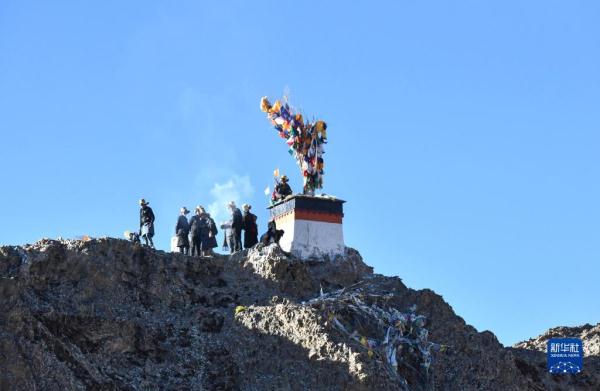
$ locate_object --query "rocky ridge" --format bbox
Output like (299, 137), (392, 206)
(514, 323), (600, 357)
(0, 238), (599, 390)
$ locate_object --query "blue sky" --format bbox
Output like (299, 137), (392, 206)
(1, 1), (599, 346)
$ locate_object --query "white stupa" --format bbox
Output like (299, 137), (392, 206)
(268, 194), (346, 260)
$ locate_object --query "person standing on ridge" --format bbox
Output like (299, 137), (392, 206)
(205, 212), (218, 256)
(139, 199), (155, 249)
(197, 209), (213, 257)
(273, 175), (293, 202)
(228, 201), (243, 252)
(220, 218), (236, 254)
(242, 204), (258, 249)
(189, 206), (205, 257)
(175, 207), (190, 255)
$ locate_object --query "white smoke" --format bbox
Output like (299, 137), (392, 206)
(207, 175), (254, 224)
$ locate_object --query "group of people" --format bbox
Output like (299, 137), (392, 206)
(174, 201), (258, 256)
(136, 174), (294, 254)
(136, 198), (259, 256)
(175, 206), (218, 256)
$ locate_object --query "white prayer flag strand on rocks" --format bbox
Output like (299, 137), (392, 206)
(303, 283), (445, 387)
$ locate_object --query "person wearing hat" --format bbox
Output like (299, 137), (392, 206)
(228, 201), (243, 252)
(175, 207), (190, 255)
(204, 212), (219, 256)
(189, 206), (208, 257)
(260, 219), (285, 246)
(242, 204), (258, 249)
(220, 217), (235, 254)
(139, 199), (155, 249)
(198, 209), (215, 257)
(220, 201), (242, 253)
(273, 175), (293, 202)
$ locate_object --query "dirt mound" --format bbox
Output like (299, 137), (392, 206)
(1, 238), (599, 390)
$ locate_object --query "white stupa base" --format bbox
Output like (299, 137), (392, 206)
(277, 218), (345, 260)
(268, 194), (346, 261)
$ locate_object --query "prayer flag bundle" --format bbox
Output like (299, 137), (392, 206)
(260, 96), (327, 194)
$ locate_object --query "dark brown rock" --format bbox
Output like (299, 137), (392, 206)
(0, 238), (597, 390)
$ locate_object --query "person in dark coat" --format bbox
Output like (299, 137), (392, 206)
(197, 211), (213, 257)
(241, 204), (258, 249)
(220, 202), (240, 254)
(139, 198), (155, 248)
(189, 206), (205, 257)
(273, 175), (293, 202)
(205, 213), (218, 255)
(260, 220), (284, 246)
(228, 201), (243, 252)
(175, 207), (190, 255)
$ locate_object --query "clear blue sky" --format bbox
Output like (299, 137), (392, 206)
(1, 1), (598, 346)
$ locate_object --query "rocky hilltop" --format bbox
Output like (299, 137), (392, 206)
(1, 238), (599, 390)
(514, 323), (600, 357)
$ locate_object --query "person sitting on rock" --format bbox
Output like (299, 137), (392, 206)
(124, 230), (140, 244)
(260, 220), (284, 246)
(139, 198), (155, 249)
(272, 175), (293, 202)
